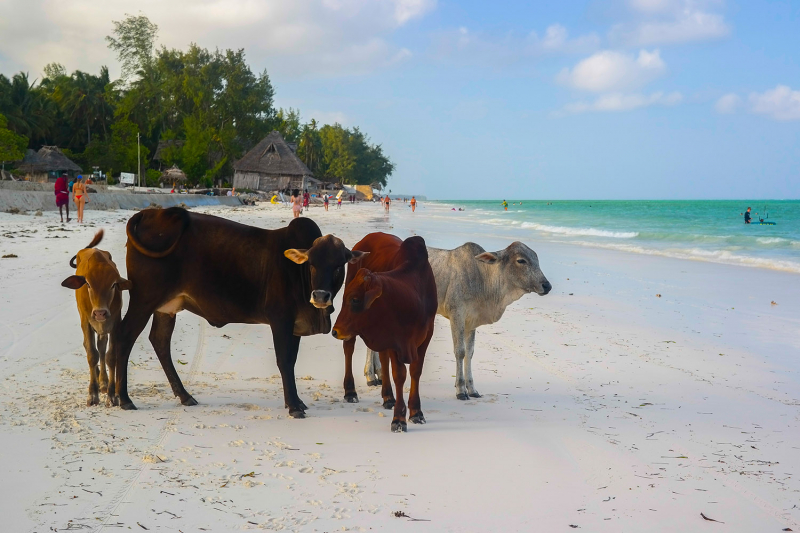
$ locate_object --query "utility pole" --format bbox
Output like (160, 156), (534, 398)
(137, 132), (141, 189)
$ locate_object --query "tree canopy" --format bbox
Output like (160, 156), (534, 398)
(0, 13), (393, 188)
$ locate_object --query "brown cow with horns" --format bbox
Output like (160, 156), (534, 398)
(109, 208), (364, 416)
(332, 232), (437, 432)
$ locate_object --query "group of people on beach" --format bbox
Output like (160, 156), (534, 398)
(54, 173), (91, 224)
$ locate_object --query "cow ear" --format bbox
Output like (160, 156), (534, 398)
(116, 278), (132, 291)
(284, 249), (309, 264)
(62, 275), (87, 290)
(348, 250), (369, 264)
(364, 284), (383, 309)
(475, 252), (499, 264)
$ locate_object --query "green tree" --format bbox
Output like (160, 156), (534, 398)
(106, 13), (159, 83)
(0, 113), (28, 162)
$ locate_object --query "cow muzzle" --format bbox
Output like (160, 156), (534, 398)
(92, 309), (109, 322)
(330, 327), (352, 341)
(310, 290), (332, 308)
(537, 280), (552, 296)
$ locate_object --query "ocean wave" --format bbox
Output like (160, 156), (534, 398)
(569, 240), (800, 274)
(520, 222), (638, 239)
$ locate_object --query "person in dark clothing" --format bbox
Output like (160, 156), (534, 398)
(744, 207), (752, 224)
(54, 173), (70, 223)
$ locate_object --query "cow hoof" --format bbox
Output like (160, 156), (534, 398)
(382, 399), (396, 409)
(410, 412), (426, 424)
(119, 401), (138, 411)
(344, 394), (359, 403)
(468, 392), (482, 398)
(289, 408), (306, 419)
(391, 420), (407, 433)
(105, 395), (119, 408)
(456, 393), (469, 401)
(366, 379), (381, 387)
(298, 400), (308, 411)
(87, 394), (99, 407)
(181, 395), (198, 406)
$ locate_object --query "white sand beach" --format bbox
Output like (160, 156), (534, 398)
(1, 201), (798, 532)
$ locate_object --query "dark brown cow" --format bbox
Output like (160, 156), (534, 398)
(332, 233), (437, 432)
(110, 208), (363, 417)
(61, 230), (131, 406)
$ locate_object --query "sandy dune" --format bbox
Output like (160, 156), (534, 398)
(0, 201), (798, 532)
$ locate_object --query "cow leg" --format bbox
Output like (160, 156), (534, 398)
(409, 331), (432, 425)
(379, 351), (395, 409)
(364, 349), (381, 386)
(271, 322), (306, 418)
(389, 352), (408, 433)
(82, 322), (101, 407)
(97, 333), (109, 394)
(150, 312), (197, 406)
(450, 317), (469, 400)
(464, 328), (481, 398)
(342, 337), (358, 403)
(112, 307), (153, 410)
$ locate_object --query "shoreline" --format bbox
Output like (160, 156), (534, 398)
(0, 202), (798, 531)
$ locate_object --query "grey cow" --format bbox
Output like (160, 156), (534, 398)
(360, 241), (552, 400)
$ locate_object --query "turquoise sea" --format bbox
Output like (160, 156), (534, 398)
(434, 200), (800, 274)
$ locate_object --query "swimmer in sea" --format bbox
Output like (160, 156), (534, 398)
(502, 199), (508, 211)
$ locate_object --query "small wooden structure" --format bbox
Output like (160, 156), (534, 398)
(233, 131), (319, 193)
(18, 146), (81, 182)
(161, 165), (187, 188)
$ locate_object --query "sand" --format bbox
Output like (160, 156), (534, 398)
(0, 201), (798, 532)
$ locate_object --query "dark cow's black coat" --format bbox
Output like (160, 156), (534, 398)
(110, 208), (355, 417)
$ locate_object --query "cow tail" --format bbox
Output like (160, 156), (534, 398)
(69, 229), (104, 268)
(125, 211), (187, 259)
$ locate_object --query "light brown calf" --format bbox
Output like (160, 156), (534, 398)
(62, 230), (131, 406)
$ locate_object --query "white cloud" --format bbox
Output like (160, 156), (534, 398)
(749, 85), (800, 121)
(612, 0), (730, 46)
(432, 24), (599, 66)
(0, 0), (431, 80)
(715, 93), (740, 114)
(557, 49), (665, 92)
(563, 91), (682, 113)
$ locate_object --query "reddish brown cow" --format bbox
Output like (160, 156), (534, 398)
(332, 233), (437, 432)
(61, 230), (132, 406)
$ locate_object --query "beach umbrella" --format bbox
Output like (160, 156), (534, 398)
(162, 165), (187, 188)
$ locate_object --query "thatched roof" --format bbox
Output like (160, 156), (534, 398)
(234, 131), (312, 177)
(161, 164), (187, 182)
(19, 146), (81, 173)
(153, 140), (185, 161)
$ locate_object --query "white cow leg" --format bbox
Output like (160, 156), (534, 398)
(464, 329), (480, 398)
(364, 348), (382, 386)
(451, 319), (468, 400)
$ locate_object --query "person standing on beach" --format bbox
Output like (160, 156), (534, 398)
(384, 195), (391, 212)
(54, 173), (70, 223)
(502, 199), (508, 211)
(323, 193), (329, 211)
(744, 207), (752, 224)
(303, 189), (310, 212)
(291, 189), (303, 218)
(72, 175), (87, 223)
(410, 196), (417, 212)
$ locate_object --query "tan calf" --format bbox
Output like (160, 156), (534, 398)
(62, 230), (131, 406)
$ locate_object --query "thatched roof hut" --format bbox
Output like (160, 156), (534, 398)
(161, 165), (187, 184)
(233, 131), (318, 192)
(18, 146), (81, 182)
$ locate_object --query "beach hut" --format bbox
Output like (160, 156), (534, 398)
(233, 131), (318, 193)
(161, 164), (187, 189)
(18, 146), (82, 183)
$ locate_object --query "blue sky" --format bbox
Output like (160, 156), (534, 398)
(1, 0), (798, 199)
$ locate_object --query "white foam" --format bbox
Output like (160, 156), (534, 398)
(519, 222), (639, 239)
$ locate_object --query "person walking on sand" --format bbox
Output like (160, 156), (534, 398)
(502, 199), (508, 211)
(410, 196), (417, 212)
(337, 194), (342, 209)
(303, 189), (310, 212)
(384, 195), (391, 212)
(323, 192), (329, 211)
(291, 189), (303, 218)
(54, 173), (70, 223)
(72, 175), (87, 223)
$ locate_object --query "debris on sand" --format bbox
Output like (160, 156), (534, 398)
(143, 202), (162, 210)
(34, 210), (43, 216)
(6, 207), (22, 214)
(771, 301), (778, 305)
(2, 254), (18, 258)
(700, 512), (723, 523)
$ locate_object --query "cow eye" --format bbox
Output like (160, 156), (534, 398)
(517, 259), (527, 264)
(351, 297), (359, 305)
